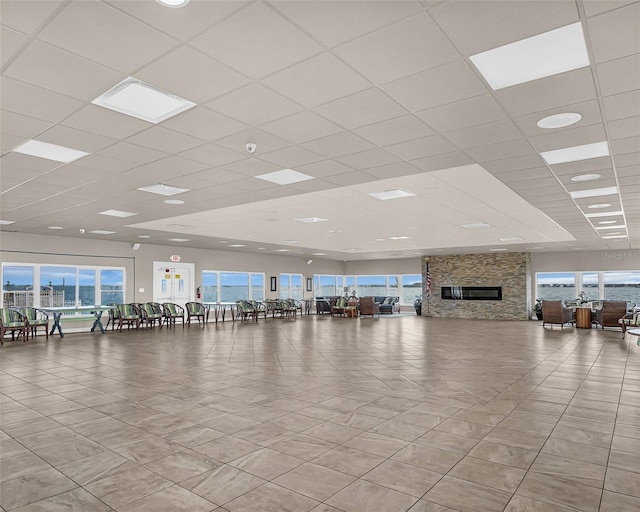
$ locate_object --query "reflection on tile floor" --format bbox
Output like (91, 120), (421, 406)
(1, 316), (639, 511)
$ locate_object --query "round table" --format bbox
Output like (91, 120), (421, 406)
(627, 328), (640, 346)
(575, 307), (592, 329)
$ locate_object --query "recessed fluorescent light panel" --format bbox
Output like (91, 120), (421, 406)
(0, 220), (15, 225)
(569, 186), (618, 199)
(92, 77), (196, 123)
(595, 225), (626, 230)
(541, 141), (609, 165)
(584, 210), (623, 218)
(499, 237), (523, 241)
(588, 203), (611, 209)
(90, 230), (116, 235)
(138, 184), (190, 196)
(537, 112), (582, 129)
(168, 238), (190, 242)
(48, 226), (63, 230)
(312, 253), (326, 256)
(228, 244), (246, 247)
(367, 189), (415, 201)
(602, 235), (627, 239)
(388, 236), (410, 240)
(598, 220), (618, 224)
(13, 140), (89, 163)
(98, 209), (138, 218)
(138, 235), (151, 238)
(490, 248), (508, 251)
(295, 217), (328, 223)
(275, 249), (290, 252)
(255, 169), (314, 185)
(470, 22), (589, 90)
(460, 222), (491, 228)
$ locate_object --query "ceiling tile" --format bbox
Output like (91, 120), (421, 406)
(336, 148), (401, 170)
(443, 119), (522, 149)
(0, 133), (25, 153)
(302, 132), (375, 159)
(191, 2), (322, 79)
(4, 40), (123, 101)
(335, 11), (460, 84)
(126, 126), (205, 154)
(271, 0), (422, 48)
(528, 123), (607, 152)
(37, 125), (117, 153)
(260, 145), (326, 168)
(0, 0), (64, 34)
(0, 77), (84, 123)
(549, 156), (613, 176)
(1, 26), (28, 67)
(62, 104), (150, 140)
(179, 143), (248, 167)
(354, 114), (434, 146)
(69, 155), (135, 174)
(162, 107), (247, 142)
(206, 83), (304, 127)
(221, 158), (281, 178)
(482, 154), (547, 174)
(262, 52), (370, 108)
(214, 128), (291, 155)
(416, 95), (507, 133)
(608, 116), (640, 140)
(382, 60), (487, 112)
(1, 151), (65, 173)
(105, 0), (249, 42)
(429, 0), (579, 55)
(324, 170), (379, 187)
(0, 110), (52, 139)
(97, 141), (167, 165)
(361, 161), (423, 179)
(496, 68), (597, 117)
(260, 111), (343, 144)
(385, 134), (457, 160)
(513, 99), (603, 137)
(296, 160), (355, 179)
(603, 90), (640, 121)
(597, 54), (640, 97)
(611, 137), (640, 156)
(464, 139), (535, 163)
(314, 88), (407, 130)
(587, 2), (640, 63)
(409, 151), (474, 172)
(38, 1), (178, 74)
(136, 45), (249, 104)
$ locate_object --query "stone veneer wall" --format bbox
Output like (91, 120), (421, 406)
(422, 253), (531, 320)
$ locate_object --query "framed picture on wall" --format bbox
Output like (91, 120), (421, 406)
(306, 277), (312, 292)
(270, 276), (277, 292)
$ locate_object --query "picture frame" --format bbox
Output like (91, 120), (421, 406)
(306, 277), (312, 292)
(270, 276), (277, 292)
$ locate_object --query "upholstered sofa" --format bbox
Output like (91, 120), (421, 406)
(374, 296), (400, 314)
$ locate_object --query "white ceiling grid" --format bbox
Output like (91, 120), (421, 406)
(0, 0), (638, 260)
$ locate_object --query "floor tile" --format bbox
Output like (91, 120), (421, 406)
(362, 459), (441, 497)
(180, 464), (266, 505)
(326, 479), (417, 512)
(9, 487), (114, 512)
(119, 484), (216, 512)
(423, 476), (512, 512)
(392, 443), (463, 473)
(312, 446), (385, 477)
(516, 472), (602, 512)
(84, 466), (172, 508)
(144, 449), (221, 483)
(224, 482), (319, 512)
(229, 447), (304, 480)
(0, 468), (77, 510)
(448, 456), (526, 492)
(273, 462), (355, 501)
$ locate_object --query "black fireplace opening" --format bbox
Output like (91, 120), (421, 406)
(441, 286), (502, 300)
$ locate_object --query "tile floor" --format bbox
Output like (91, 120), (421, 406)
(1, 315), (639, 512)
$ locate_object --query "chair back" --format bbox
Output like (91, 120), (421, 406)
(335, 297), (347, 308)
(1, 308), (25, 326)
(118, 303), (139, 319)
(163, 303), (184, 317)
(186, 302), (205, 315)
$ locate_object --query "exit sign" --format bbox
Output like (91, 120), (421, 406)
(169, 255), (181, 262)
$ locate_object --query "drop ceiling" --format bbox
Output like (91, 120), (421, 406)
(1, 0), (638, 261)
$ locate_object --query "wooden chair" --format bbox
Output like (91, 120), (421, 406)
(236, 300), (257, 322)
(619, 311), (640, 339)
(541, 300), (574, 329)
(18, 307), (49, 339)
(185, 302), (206, 324)
(138, 302), (163, 328)
(0, 308), (28, 345)
(331, 297), (347, 317)
(345, 297), (359, 318)
(117, 303), (140, 331)
(595, 301), (627, 331)
(162, 303), (185, 327)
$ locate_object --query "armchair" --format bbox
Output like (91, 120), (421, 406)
(117, 303), (140, 331)
(138, 302), (163, 328)
(331, 297), (347, 317)
(162, 303), (185, 327)
(541, 300), (574, 329)
(595, 301), (627, 331)
(619, 311), (640, 339)
(359, 297), (379, 318)
(0, 308), (28, 344)
(185, 301), (206, 324)
(18, 307), (49, 339)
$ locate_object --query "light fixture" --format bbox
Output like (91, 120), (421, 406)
(499, 237), (523, 241)
(595, 225), (626, 230)
(584, 211), (623, 218)
(89, 230), (116, 235)
(156, 0), (189, 7)
(164, 199), (184, 205)
(257, 247), (266, 250)
(469, 22), (589, 90)
(0, 220), (15, 225)
(228, 244), (246, 248)
(132, 243), (141, 251)
(569, 186), (618, 199)
(275, 249), (290, 252)
(168, 238), (190, 242)
(588, 203), (611, 209)
(13, 140), (89, 163)
(138, 235), (151, 238)
(306, 259), (313, 264)
(255, 169), (314, 185)
(460, 222), (491, 228)
(598, 220), (618, 225)
(388, 236), (410, 240)
(571, 173), (601, 182)
(367, 189), (416, 201)
(92, 77), (196, 123)
(374, 238), (386, 242)
(282, 240), (301, 244)
(541, 141), (609, 165)
(295, 217), (328, 223)
(138, 183), (190, 196)
(490, 248), (508, 251)
(312, 252), (326, 256)
(537, 113), (582, 129)
(98, 209), (138, 217)
(48, 226), (63, 230)
(602, 235), (627, 239)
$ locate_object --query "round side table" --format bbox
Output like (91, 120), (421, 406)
(575, 307), (592, 329)
(627, 328), (640, 346)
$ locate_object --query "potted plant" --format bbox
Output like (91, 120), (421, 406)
(414, 295), (422, 316)
(533, 299), (543, 320)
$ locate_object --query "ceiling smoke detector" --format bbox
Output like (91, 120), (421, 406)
(246, 143), (257, 154)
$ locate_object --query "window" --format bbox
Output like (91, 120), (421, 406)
(401, 274), (422, 305)
(580, 272), (599, 301)
(536, 272), (575, 301)
(316, 275), (340, 296)
(355, 275), (386, 297)
(1, 263), (125, 308)
(604, 271), (640, 304)
(201, 271), (264, 302)
(280, 273), (303, 299)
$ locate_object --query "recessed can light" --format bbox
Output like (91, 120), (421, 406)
(157, 0), (189, 7)
(588, 203), (611, 209)
(537, 113), (582, 129)
(571, 173), (601, 182)
(138, 235), (151, 238)
(90, 230), (116, 235)
(48, 226), (64, 230)
(312, 252), (326, 256)
(228, 244), (246, 248)
(0, 220), (15, 225)
(164, 199), (184, 205)
(598, 220), (618, 224)
(168, 238), (190, 242)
